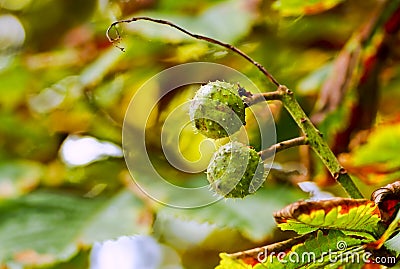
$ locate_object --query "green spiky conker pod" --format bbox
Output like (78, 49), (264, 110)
(207, 141), (266, 198)
(189, 81), (246, 139)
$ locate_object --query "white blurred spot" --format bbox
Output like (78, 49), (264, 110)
(0, 14), (25, 50)
(153, 214), (217, 252)
(60, 135), (123, 167)
(298, 181), (335, 201)
(90, 235), (162, 269)
(0, 14), (25, 69)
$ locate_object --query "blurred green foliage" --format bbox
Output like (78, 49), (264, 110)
(0, 0), (399, 268)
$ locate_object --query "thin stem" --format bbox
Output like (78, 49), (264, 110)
(244, 91), (281, 106)
(259, 136), (308, 160)
(276, 86), (364, 199)
(106, 17), (280, 87)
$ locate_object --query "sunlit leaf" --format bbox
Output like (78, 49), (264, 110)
(1, 0), (32, 11)
(92, 75), (125, 109)
(351, 124), (400, 168)
(342, 123), (400, 184)
(158, 86), (217, 172)
(272, 0), (345, 16)
(175, 43), (210, 61)
(0, 65), (31, 111)
(217, 253), (253, 269)
(274, 198), (381, 236)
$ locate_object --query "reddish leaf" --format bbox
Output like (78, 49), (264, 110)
(274, 198), (381, 236)
(371, 181), (400, 225)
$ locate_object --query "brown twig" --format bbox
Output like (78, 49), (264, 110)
(244, 91), (282, 106)
(259, 136), (308, 160)
(106, 16), (281, 87)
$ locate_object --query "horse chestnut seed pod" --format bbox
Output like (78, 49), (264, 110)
(189, 81), (246, 139)
(207, 141), (266, 198)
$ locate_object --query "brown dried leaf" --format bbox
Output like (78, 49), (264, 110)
(311, 38), (361, 124)
(371, 181), (400, 224)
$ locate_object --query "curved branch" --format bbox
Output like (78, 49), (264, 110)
(106, 16), (281, 87)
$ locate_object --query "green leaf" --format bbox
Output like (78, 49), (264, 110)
(0, 160), (44, 198)
(385, 232), (400, 256)
(351, 124), (400, 169)
(0, 190), (147, 267)
(383, 209), (400, 256)
(79, 190), (148, 244)
(218, 230), (368, 269)
(0, 112), (61, 160)
(0, 65), (31, 111)
(159, 184), (305, 241)
(272, 0), (345, 16)
(274, 198), (381, 236)
(345, 124), (400, 184)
